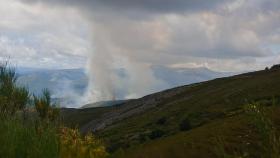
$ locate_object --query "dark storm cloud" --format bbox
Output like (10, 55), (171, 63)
(17, 0), (280, 65)
(22, 0), (230, 14)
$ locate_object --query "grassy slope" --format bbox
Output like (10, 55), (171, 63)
(112, 115), (253, 158)
(63, 68), (280, 157)
(113, 106), (280, 158)
(61, 107), (113, 128)
(101, 69), (280, 149)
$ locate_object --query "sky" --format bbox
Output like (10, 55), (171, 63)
(0, 0), (280, 102)
(0, 0), (279, 71)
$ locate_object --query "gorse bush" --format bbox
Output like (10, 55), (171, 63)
(0, 117), (108, 158)
(149, 129), (165, 139)
(0, 124), (108, 158)
(34, 89), (60, 122)
(0, 117), (59, 158)
(156, 117), (167, 125)
(179, 118), (191, 131)
(0, 62), (29, 115)
(0, 63), (108, 158)
(60, 127), (108, 158)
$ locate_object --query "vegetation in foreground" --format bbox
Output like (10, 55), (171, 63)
(2, 61), (280, 158)
(0, 63), (108, 158)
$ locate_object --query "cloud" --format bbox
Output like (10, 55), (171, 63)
(21, 0), (230, 15)
(13, 0), (280, 67)
(0, 0), (90, 68)
(2, 0), (280, 103)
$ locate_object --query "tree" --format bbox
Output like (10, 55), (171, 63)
(0, 62), (29, 115)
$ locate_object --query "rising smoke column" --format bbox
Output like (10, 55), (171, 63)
(19, 0), (279, 105)
(82, 20), (119, 103)
(82, 17), (168, 103)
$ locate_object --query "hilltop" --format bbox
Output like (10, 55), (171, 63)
(81, 100), (130, 109)
(62, 66), (280, 157)
(17, 66), (233, 107)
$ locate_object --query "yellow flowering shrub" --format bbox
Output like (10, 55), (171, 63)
(60, 127), (108, 158)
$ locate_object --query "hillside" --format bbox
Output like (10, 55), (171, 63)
(61, 67), (280, 157)
(81, 100), (130, 109)
(16, 67), (232, 107)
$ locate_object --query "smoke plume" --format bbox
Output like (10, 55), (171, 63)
(19, 0), (280, 105)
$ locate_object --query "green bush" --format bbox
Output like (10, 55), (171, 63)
(138, 133), (147, 143)
(179, 118), (191, 131)
(0, 117), (59, 158)
(156, 117), (167, 125)
(214, 103), (280, 158)
(0, 63), (108, 158)
(245, 103), (280, 158)
(149, 129), (165, 139)
(34, 89), (60, 122)
(0, 63), (29, 115)
(60, 127), (108, 158)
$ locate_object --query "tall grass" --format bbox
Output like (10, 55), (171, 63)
(245, 103), (280, 158)
(0, 62), (108, 158)
(0, 117), (59, 158)
(0, 116), (108, 158)
(215, 103), (280, 158)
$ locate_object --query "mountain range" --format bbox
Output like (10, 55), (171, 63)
(16, 66), (235, 107)
(61, 66), (280, 157)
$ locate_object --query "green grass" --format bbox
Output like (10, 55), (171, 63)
(0, 63), (108, 158)
(0, 116), (59, 158)
(111, 104), (280, 158)
(99, 69), (280, 152)
(61, 107), (113, 128)
(110, 114), (251, 158)
(62, 69), (280, 157)
(0, 115), (109, 158)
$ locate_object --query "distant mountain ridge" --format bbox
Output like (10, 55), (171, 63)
(17, 68), (87, 96)
(81, 100), (130, 109)
(61, 67), (280, 157)
(151, 65), (235, 88)
(16, 66), (235, 107)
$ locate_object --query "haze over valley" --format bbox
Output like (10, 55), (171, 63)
(16, 66), (235, 107)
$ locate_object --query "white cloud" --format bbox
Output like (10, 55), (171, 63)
(1, 0), (280, 102)
(1, 0), (279, 70)
(0, 0), (90, 68)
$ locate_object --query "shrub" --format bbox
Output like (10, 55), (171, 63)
(156, 117), (167, 125)
(245, 103), (280, 158)
(149, 129), (165, 139)
(0, 63), (29, 115)
(0, 117), (59, 158)
(138, 133), (147, 143)
(34, 89), (60, 122)
(179, 118), (191, 131)
(60, 127), (108, 158)
(270, 64), (280, 70)
(0, 63), (108, 158)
